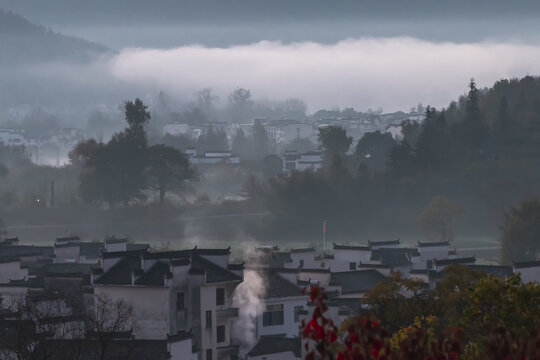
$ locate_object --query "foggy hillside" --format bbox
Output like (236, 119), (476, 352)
(0, 9), (110, 65)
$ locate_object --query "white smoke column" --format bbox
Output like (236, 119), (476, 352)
(232, 268), (267, 354)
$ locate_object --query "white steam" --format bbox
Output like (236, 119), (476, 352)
(108, 37), (540, 111)
(232, 269), (266, 352)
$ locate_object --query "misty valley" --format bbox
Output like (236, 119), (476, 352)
(1, 3), (540, 360)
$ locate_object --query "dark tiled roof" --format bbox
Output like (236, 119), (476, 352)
(247, 337), (301, 358)
(145, 247), (230, 260)
(93, 256), (141, 285)
(105, 238), (128, 244)
(168, 331), (193, 342)
(135, 261), (169, 286)
(417, 241), (450, 247)
(368, 239), (400, 247)
(331, 270), (387, 294)
(467, 265), (513, 277)
(191, 255), (241, 284)
(0, 245), (53, 258)
(290, 247), (315, 254)
(513, 260), (540, 269)
(260, 270), (302, 299)
(434, 256), (476, 266)
(371, 248), (411, 267)
(79, 242), (105, 257)
(44, 263), (93, 277)
(0, 256), (19, 264)
(127, 244), (150, 252)
(101, 248), (149, 259)
(55, 236), (80, 243)
(333, 243), (370, 251)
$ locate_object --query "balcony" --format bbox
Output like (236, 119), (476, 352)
(216, 307), (239, 319)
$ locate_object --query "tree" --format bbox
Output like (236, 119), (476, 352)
(147, 144), (196, 203)
(249, 120), (268, 161)
(88, 293), (137, 360)
(261, 154), (283, 178)
(196, 125), (229, 154)
(417, 196), (463, 244)
(415, 107), (450, 171)
(72, 98), (151, 207)
(198, 88), (217, 120)
(387, 142), (415, 176)
(460, 275), (540, 343)
(500, 198), (540, 263)
(228, 87), (253, 122)
(318, 126), (353, 159)
(364, 272), (430, 331)
(355, 131), (395, 171)
(231, 128), (249, 159)
(460, 78), (489, 152)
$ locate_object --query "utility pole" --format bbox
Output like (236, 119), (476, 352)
(50, 180), (55, 208)
(323, 220), (327, 253)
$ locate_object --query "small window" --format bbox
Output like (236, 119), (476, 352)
(206, 349), (212, 360)
(205, 310), (212, 328)
(217, 325), (225, 343)
(262, 304), (284, 326)
(294, 306), (303, 322)
(216, 288), (225, 306)
(176, 293), (185, 311)
(349, 262), (357, 271)
(299, 259), (304, 267)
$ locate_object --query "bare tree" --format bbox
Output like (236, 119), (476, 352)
(87, 293), (137, 360)
(197, 88), (218, 119)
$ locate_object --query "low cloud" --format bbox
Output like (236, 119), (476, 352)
(108, 37), (540, 112)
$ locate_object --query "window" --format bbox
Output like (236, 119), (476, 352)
(206, 349), (212, 360)
(349, 262), (357, 271)
(176, 293), (185, 311)
(294, 306), (304, 322)
(216, 288), (225, 306)
(299, 259), (304, 267)
(205, 310), (212, 328)
(262, 304), (284, 326)
(217, 325), (226, 343)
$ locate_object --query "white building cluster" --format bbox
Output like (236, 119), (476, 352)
(0, 235), (538, 360)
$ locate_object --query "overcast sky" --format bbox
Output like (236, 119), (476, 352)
(2, 0), (540, 113)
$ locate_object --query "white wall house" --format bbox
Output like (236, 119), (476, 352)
(92, 247), (243, 360)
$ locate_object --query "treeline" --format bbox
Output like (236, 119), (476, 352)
(245, 77), (540, 244)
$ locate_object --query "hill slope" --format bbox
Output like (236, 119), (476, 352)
(0, 9), (110, 65)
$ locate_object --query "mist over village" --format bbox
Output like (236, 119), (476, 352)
(1, 1), (540, 360)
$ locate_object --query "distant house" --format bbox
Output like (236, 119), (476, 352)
(189, 150), (240, 166)
(163, 123), (190, 137)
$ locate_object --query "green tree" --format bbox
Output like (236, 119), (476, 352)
(231, 128), (248, 159)
(249, 120), (269, 161)
(417, 196), (463, 243)
(387, 141), (415, 176)
(147, 144), (196, 203)
(461, 78), (489, 152)
(415, 107), (450, 171)
(318, 125), (353, 159)
(460, 275), (540, 343)
(500, 198), (540, 263)
(364, 271), (431, 331)
(261, 154), (283, 178)
(355, 131), (395, 171)
(72, 98), (151, 207)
